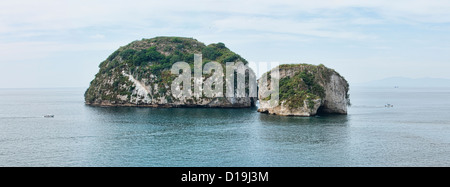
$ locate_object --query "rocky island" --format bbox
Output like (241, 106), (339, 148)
(85, 37), (256, 108)
(257, 64), (350, 116)
(85, 36), (349, 116)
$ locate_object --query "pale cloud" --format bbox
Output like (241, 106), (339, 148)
(1, 0), (450, 35)
(90, 34), (106, 39)
(1, 0), (449, 41)
(1, 0), (450, 87)
(212, 16), (375, 40)
(0, 41), (125, 63)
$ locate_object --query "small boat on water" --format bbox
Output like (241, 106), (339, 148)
(385, 104), (394, 108)
(44, 115), (54, 118)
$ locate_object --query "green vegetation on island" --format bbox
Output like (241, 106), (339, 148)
(262, 63), (350, 111)
(85, 36), (249, 105)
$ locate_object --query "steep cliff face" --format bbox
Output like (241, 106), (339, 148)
(257, 64), (350, 116)
(85, 37), (256, 107)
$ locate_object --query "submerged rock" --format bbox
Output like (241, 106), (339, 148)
(257, 64), (350, 116)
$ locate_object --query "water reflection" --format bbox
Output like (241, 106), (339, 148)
(85, 105), (259, 125)
(252, 113), (352, 166)
(258, 112), (349, 126)
(82, 105), (352, 166)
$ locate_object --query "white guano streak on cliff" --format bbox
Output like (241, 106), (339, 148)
(122, 71), (151, 103)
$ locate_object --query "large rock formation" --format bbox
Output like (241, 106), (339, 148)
(85, 37), (256, 107)
(257, 64), (350, 116)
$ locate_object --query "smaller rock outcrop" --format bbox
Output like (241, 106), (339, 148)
(257, 64), (350, 116)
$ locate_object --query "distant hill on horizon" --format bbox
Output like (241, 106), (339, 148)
(353, 77), (450, 88)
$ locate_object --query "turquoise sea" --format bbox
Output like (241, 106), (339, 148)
(1, 87), (450, 166)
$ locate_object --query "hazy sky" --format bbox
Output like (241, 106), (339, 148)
(1, 0), (450, 88)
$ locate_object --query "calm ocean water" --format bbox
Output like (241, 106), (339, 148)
(1, 87), (450, 167)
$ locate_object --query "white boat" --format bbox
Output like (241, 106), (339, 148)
(385, 104), (394, 108)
